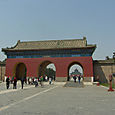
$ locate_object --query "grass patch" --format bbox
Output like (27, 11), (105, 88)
(101, 83), (109, 87)
(101, 83), (115, 88)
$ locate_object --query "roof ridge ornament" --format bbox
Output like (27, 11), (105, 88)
(17, 40), (20, 43)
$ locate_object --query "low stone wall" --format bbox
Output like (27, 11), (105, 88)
(93, 60), (115, 83)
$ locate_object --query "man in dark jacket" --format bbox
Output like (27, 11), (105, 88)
(78, 75), (81, 84)
(73, 75), (76, 82)
(6, 76), (10, 89)
(21, 77), (24, 89)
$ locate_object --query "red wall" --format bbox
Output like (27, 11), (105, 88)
(5, 57), (93, 78)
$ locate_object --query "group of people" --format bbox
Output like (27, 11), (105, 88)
(5, 75), (53, 89)
(6, 76), (17, 89)
(6, 76), (26, 89)
(27, 76), (53, 87)
(73, 75), (82, 83)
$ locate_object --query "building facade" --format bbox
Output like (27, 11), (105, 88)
(0, 60), (6, 81)
(93, 59), (115, 83)
(2, 37), (96, 82)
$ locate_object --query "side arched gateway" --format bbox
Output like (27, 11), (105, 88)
(13, 63), (27, 80)
(38, 60), (56, 81)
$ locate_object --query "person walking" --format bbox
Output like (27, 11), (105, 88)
(73, 75), (76, 82)
(6, 76), (10, 89)
(39, 76), (43, 87)
(21, 77), (24, 89)
(45, 75), (48, 82)
(32, 77), (34, 85)
(11, 76), (14, 84)
(49, 77), (52, 85)
(34, 78), (38, 87)
(78, 75), (81, 84)
(13, 77), (17, 89)
(24, 77), (27, 84)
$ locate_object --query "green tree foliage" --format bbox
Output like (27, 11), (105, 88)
(45, 68), (55, 79)
(106, 56), (109, 60)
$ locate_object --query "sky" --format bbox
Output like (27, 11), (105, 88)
(0, 0), (115, 61)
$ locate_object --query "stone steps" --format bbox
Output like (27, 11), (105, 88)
(64, 81), (84, 88)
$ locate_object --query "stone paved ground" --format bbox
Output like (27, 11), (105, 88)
(0, 82), (115, 115)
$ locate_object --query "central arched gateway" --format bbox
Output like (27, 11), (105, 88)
(3, 37), (96, 83)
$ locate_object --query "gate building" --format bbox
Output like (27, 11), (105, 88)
(2, 37), (96, 82)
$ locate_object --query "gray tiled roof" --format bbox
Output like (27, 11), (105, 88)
(2, 37), (96, 51)
(94, 59), (115, 64)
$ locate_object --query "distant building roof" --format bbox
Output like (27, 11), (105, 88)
(71, 69), (81, 76)
(94, 59), (115, 64)
(2, 37), (96, 52)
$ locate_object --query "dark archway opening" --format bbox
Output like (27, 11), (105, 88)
(15, 63), (27, 80)
(68, 62), (83, 82)
(38, 61), (56, 81)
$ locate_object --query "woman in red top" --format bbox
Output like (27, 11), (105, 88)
(13, 77), (17, 89)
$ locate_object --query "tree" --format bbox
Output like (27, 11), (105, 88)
(45, 68), (55, 79)
(106, 56), (109, 60)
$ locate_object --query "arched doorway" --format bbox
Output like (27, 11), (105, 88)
(38, 61), (56, 81)
(68, 62), (83, 82)
(14, 63), (27, 80)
